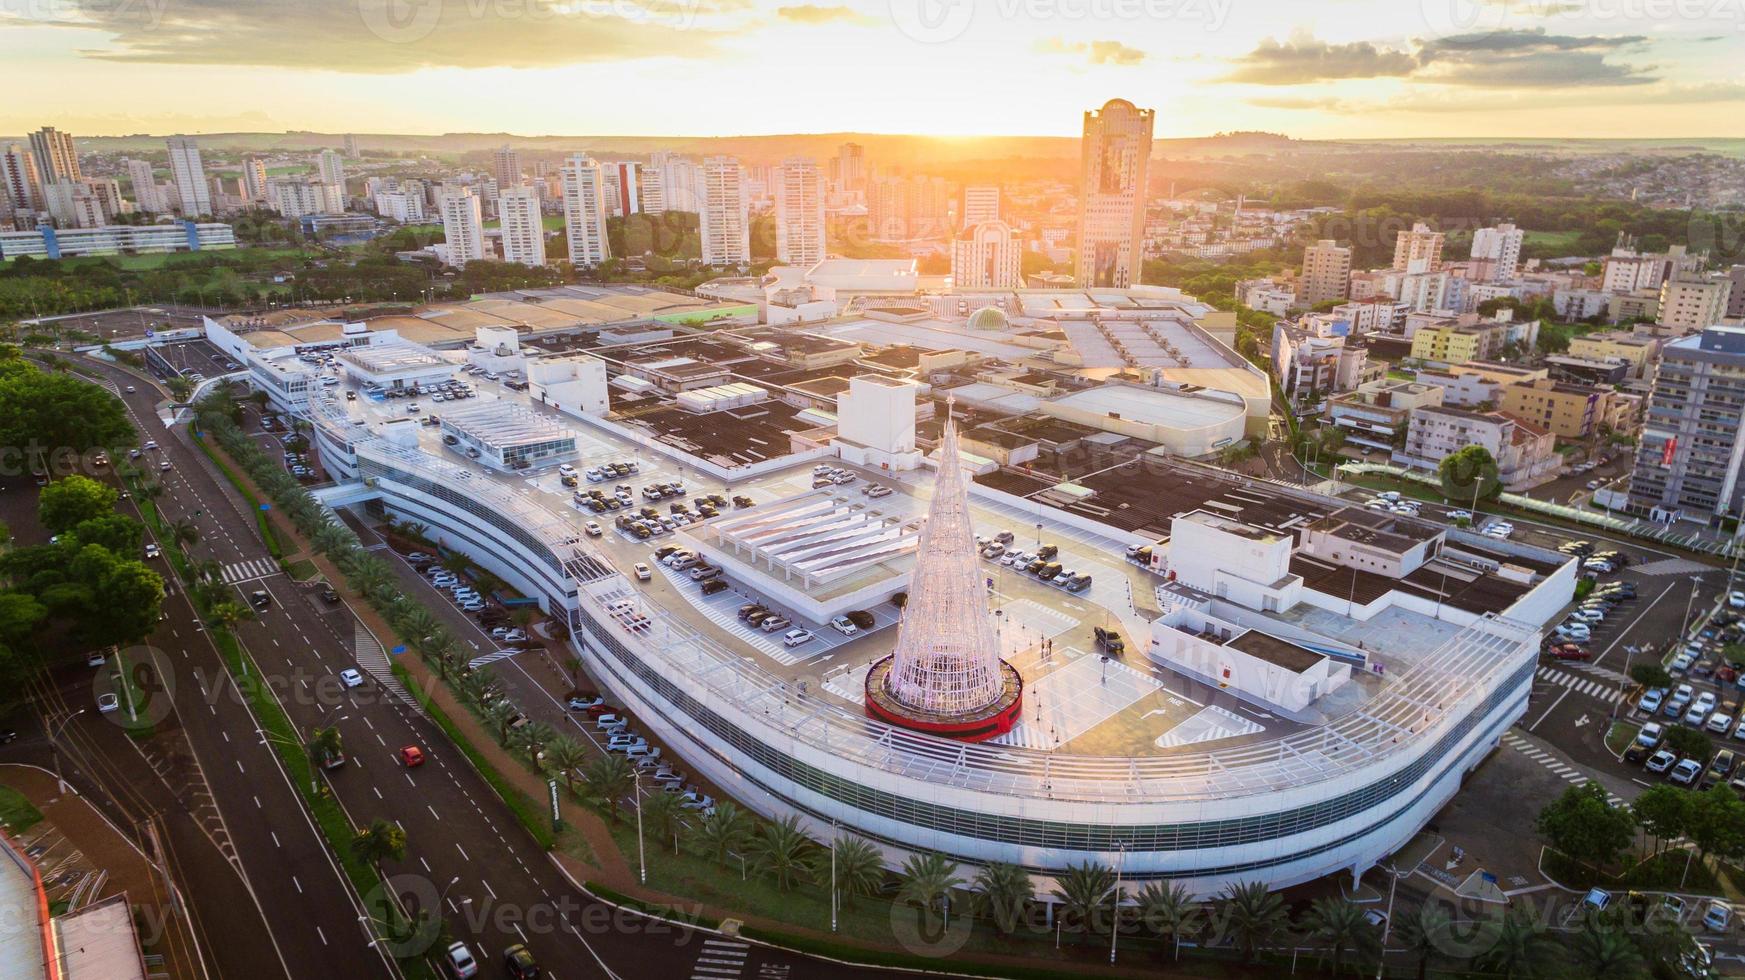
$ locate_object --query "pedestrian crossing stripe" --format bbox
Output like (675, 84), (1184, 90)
(467, 648), (527, 669)
(1500, 731), (1625, 807)
(1535, 666), (1624, 703)
(221, 557), (280, 585)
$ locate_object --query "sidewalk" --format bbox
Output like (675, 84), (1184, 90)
(0, 763), (201, 979)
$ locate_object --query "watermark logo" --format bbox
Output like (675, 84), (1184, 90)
(889, 0), (976, 43)
(888, 897), (974, 957)
(92, 645), (177, 729)
(358, 0), (444, 44)
(1418, 0), (1513, 41)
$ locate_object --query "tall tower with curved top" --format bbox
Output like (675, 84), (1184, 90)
(865, 403), (1022, 741)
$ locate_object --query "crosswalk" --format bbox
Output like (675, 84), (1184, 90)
(221, 557), (280, 585)
(689, 938), (749, 980)
(1500, 730), (1625, 806)
(467, 647), (527, 669)
(353, 621), (427, 718)
(1536, 665), (1624, 704)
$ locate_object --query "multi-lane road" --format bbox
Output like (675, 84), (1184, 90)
(15, 357), (930, 980)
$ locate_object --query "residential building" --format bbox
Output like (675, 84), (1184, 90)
(699, 156), (749, 265)
(1629, 325), (1745, 524)
(1392, 222), (1444, 274)
(1238, 278), (1297, 316)
(28, 126), (80, 184)
(1272, 322), (1380, 404)
(1075, 98), (1153, 288)
(961, 185), (1000, 228)
(42, 180), (104, 228)
(868, 173), (951, 241)
(497, 186), (546, 267)
(1498, 378), (1629, 441)
(86, 177), (128, 221)
(560, 154), (610, 267)
(374, 189), (426, 223)
(165, 135), (212, 216)
(1324, 379), (1444, 453)
(0, 221), (235, 260)
(1298, 240), (1351, 307)
(1413, 367), (1506, 409)
(241, 155), (269, 203)
(951, 220), (1022, 289)
(438, 187), (485, 267)
(651, 152), (701, 213)
(1395, 404), (1560, 491)
(636, 166), (665, 214)
(267, 177), (328, 219)
(125, 158), (165, 213)
(1469, 223), (1524, 282)
(317, 149), (346, 187)
(1567, 330), (1661, 380)
(1728, 265), (1745, 321)
(1602, 241), (1702, 294)
(493, 145), (521, 190)
(1659, 274), (1733, 333)
(1, 144), (42, 213)
(774, 157), (826, 266)
(602, 161), (640, 217)
(1407, 315), (1537, 366)
(834, 141), (866, 199)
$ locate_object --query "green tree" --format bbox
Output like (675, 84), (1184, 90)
(641, 789), (688, 854)
(1567, 916), (1646, 979)
(750, 815), (814, 892)
(823, 836), (886, 912)
(66, 514), (143, 556)
(204, 599), (253, 631)
(1632, 784), (1690, 857)
(972, 860), (1032, 935)
(307, 726), (344, 768)
(1663, 724), (1712, 765)
(481, 700), (518, 744)
(581, 753), (634, 822)
(1535, 782), (1635, 871)
(38, 474), (118, 533)
(350, 818), (406, 868)
(1301, 896), (1379, 976)
(695, 801), (752, 867)
(1395, 903), (1453, 980)
(1136, 880), (1200, 959)
(1052, 861), (1116, 942)
(1473, 909), (1551, 980)
(0, 358), (133, 455)
(896, 851), (963, 925)
(1216, 879), (1289, 962)
(541, 736), (586, 793)
(1628, 662), (1673, 691)
(1438, 444), (1502, 501)
(1686, 786), (1745, 863)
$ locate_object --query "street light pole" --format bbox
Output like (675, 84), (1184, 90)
(830, 820), (838, 933)
(47, 710), (87, 799)
(1109, 842), (1126, 964)
(634, 770), (646, 885)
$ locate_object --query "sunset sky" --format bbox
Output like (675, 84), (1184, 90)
(3, 0), (1742, 139)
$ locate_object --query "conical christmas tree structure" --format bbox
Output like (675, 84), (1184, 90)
(865, 403), (1022, 741)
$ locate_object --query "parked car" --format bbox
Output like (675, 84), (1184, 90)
(1639, 688), (1667, 714)
(1671, 758), (1705, 786)
(1646, 749), (1679, 774)
(782, 628), (814, 647)
(828, 615), (858, 637)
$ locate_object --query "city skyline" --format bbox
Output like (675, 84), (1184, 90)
(2, 1), (1742, 139)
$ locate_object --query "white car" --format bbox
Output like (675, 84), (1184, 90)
(829, 615), (858, 636)
(1446, 509), (1471, 520)
(338, 668), (365, 688)
(559, 464), (578, 477)
(144, 543), (160, 559)
(1731, 591), (1745, 609)
(97, 693), (120, 713)
(782, 628), (814, 647)
(584, 521), (603, 537)
(634, 563), (652, 582)
(444, 941), (479, 979)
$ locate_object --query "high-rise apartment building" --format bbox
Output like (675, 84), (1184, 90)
(317, 149), (347, 187)
(438, 187), (485, 267)
(960, 185), (1000, 229)
(498, 186), (546, 267)
(834, 142), (865, 199)
(774, 156), (825, 266)
(699, 156), (749, 266)
(1629, 325), (1745, 524)
(165, 136), (212, 216)
(1391, 222), (1445, 274)
(650, 152), (701, 213)
(952, 220), (1021, 289)
(241, 156), (269, 204)
(602, 161), (640, 217)
(344, 134), (360, 157)
(1075, 98), (1153, 288)
(1, 144), (42, 213)
(28, 127), (80, 185)
(86, 178), (129, 222)
(374, 189), (426, 223)
(868, 174), (951, 241)
(42, 180), (105, 228)
(1299, 240), (1353, 308)
(1469, 223), (1524, 282)
(560, 154), (610, 267)
(1659, 275), (1733, 332)
(493, 145), (521, 191)
(636, 166), (665, 215)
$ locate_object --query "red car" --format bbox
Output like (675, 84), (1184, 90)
(584, 703), (618, 717)
(1548, 643), (1591, 661)
(397, 745), (425, 767)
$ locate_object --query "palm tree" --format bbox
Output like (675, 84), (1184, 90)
(1301, 896), (1379, 977)
(582, 754), (634, 821)
(306, 726), (344, 768)
(1395, 903), (1453, 980)
(312, 524), (353, 555)
(170, 518), (199, 548)
(972, 860), (1032, 935)
(696, 802), (752, 867)
(1474, 909), (1551, 980)
(350, 818), (406, 868)
(1053, 860), (1116, 942)
(1567, 916), (1646, 979)
(641, 789), (688, 854)
(1136, 880), (1200, 960)
(205, 600), (254, 631)
(193, 559), (223, 584)
(897, 851), (964, 927)
(749, 815), (813, 892)
(512, 721), (555, 766)
(457, 672), (494, 708)
(482, 701), (518, 744)
(1217, 879), (1289, 963)
(542, 736), (586, 792)
(815, 836), (885, 912)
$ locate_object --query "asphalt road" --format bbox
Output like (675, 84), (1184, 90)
(75, 361), (940, 979)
